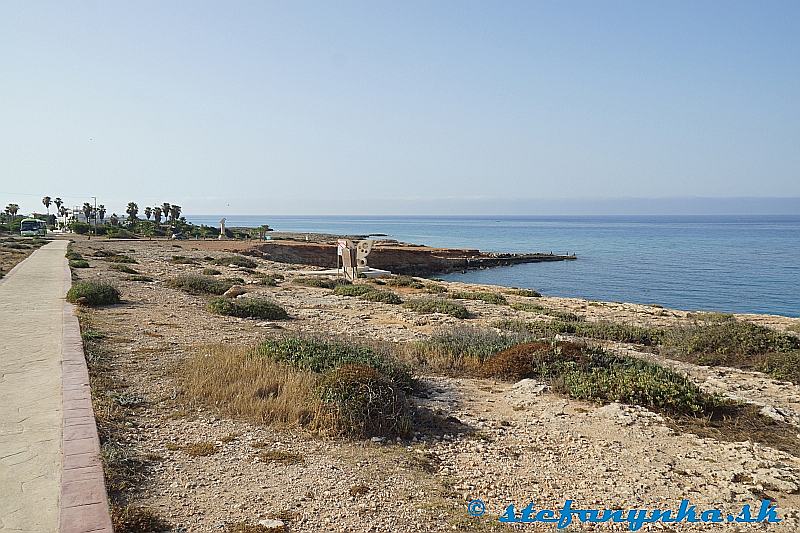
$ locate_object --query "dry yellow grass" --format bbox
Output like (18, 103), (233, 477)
(183, 344), (318, 427)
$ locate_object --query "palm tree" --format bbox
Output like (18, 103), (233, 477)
(5, 203), (19, 219)
(161, 203), (171, 221)
(82, 202), (92, 222)
(153, 207), (162, 225)
(98, 205), (106, 223)
(54, 197), (63, 212)
(58, 206), (68, 228)
(169, 205), (181, 224)
(144, 206), (152, 220)
(126, 202), (139, 224)
(109, 213), (119, 226)
(42, 196), (52, 216)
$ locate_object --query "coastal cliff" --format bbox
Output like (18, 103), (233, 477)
(244, 240), (575, 275)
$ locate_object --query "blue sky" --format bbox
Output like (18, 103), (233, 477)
(1, 1), (798, 215)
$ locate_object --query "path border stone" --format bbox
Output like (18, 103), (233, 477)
(58, 260), (113, 532)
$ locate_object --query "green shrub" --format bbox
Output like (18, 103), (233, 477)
(201, 268), (221, 276)
(450, 291), (508, 305)
(385, 275), (424, 288)
(293, 277), (351, 289)
(69, 259), (90, 268)
(207, 297), (288, 320)
(65, 250), (84, 261)
(105, 254), (137, 264)
(66, 281), (121, 306)
(424, 283), (448, 294)
(253, 272), (280, 286)
(69, 221), (91, 234)
(333, 284), (374, 297)
(127, 275), (154, 282)
(404, 298), (470, 319)
(482, 342), (721, 416)
(109, 264), (138, 274)
(360, 290), (402, 304)
(662, 321), (799, 358)
(757, 351), (800, 385)
(212, 255), (257, 269)
(255, 336), (412, 389)
(316, 364), (411, 438)
(166, 274), (233, 295)
(505, 288), (542, 297)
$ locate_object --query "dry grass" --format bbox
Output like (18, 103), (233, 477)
(183, 345), (318, 427)
(256, 450), (305, 465)
(184, 441), (219, 457)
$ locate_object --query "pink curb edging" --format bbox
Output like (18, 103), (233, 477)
(60, 263), (114, 533)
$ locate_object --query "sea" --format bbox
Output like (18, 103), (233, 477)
(186, 215), (800, 318)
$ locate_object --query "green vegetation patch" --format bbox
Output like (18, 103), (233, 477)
(127, 275), (154, 282)
(170, 255), (198, 265)
(505, 288), (542, 298)
(360, 290), (403, 304)
(661, 320), (799, 359)
(333, 284), (374, 297)
(482, 342), (721, 417)
(255, 336), (412, 389)
(212, 255), (257, 269)
(69, 259), (90, 269)
(403, 298), (470, 319)
(109, 264), (139, 274)
(166, 274), (234, 295)
(207, 297), (288, 320)
(292, 277), (351, 289)
(450, 291), (508, 305)
(201, 267), (221, 276)
(67, 281), (121, 306)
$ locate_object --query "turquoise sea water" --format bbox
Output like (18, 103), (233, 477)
(186, 215), (800, 317)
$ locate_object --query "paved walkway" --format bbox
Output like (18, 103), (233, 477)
(0, 240), (68, 532)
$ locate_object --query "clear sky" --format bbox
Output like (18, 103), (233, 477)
(1, 1), (798, 215)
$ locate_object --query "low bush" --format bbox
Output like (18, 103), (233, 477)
(482, 342), (721, 417)
(127, 275), (153, 282)
(67, 281), (121, 306)
(292, 277), (351, 289)
(385, 275), (424, 289)
(207, 297), (288, 320)
(69, 259), (90, 268)
(109, 264), (138, 274)
(253, 272), (280, 286)
(450, 291), (508, 305)
(505, 288), (542, 297)
(360, 290), (402, 304)
(166, 274), (233, 295)
(111, 505), (171, 533)
(212, 255), (257, 269)
(333, 284), (374, 297)
(255, 336), (412, 390)
(65, 250), (84, 261)
(201, 268), (221, 276)
(756, 351), (800, 385)
(661, 321), (799, 359)
(424, 283), (448, 294)
(404, 298), (470, 319)
(510, 302), (583, 321)
(317, 364), (411, 438)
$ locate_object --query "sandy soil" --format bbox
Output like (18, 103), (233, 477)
(68, 237), (800, 532)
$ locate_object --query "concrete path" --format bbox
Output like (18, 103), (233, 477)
(0, 240), (68, 532)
